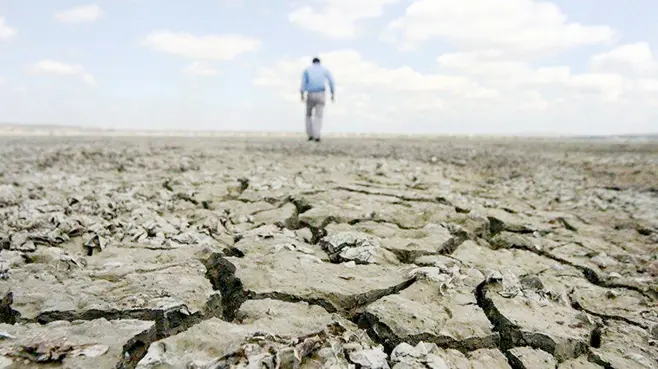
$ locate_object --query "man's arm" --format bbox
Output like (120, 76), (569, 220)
(300, 69), (308, 100)
(325, 69), (335, 99)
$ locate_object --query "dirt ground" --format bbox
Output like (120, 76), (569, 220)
(0, 135), (656, 369)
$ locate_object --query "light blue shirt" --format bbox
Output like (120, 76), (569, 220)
(300, 63), (335, 94)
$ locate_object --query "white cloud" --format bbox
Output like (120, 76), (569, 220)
(142, 31), (260, 60)
(0, 17), (17, 39)
(259, 48), (631, 111)
(386, 0), (618, 54)
(255, 49), (511, 129)
(637, 79), (658, 92)
(54, 4), (103, 23)
(220, 0), (245, 8)
(256, 49), (499, 99)
(4, 0), (657, 135)
(28, 60), (96, 86)
(590, 42), (656, 76)
(183, 62), (219, 76)
(254, 44), (658, 134)
(437, 50), (529, 80)
(289, 0), (399, 39)
(436, 50), (633, 102)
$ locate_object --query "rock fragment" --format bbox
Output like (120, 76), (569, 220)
(558, 357), (604, 369)
(319, 231), (400, 265)
(453, 240), (580, 283)
(390, 342), (432, 368)
(590, 252), (619, 269)
(448, 212), (491, 239)
(0, 260), (8, 280)
(567, 277), (657, 329)
(506, 347), (557, 369)
(543, 240), (654, 294)
(83, 234), (107, 255)
(648, 260), (658, 277)
(298, 190), (455, 229)
(326, 221), (460, 263)
(0, 318), (156, 369)
(349, 346), (389, 369)
(203, 251), (415, 319)
(389, 342), (511, 369)
(8, 233), (35, 252)
(589, 321), (658, 369)
(230, 224), (325, 259)
(467, 349), (513, 369)
(478, 207), (546, 236)
(490, 231), (543, 252)
(0, 246), (220, 336)
(358, 270), (497, 352)
(382, 224), (459, 262)
(251, 202), (299, 228)
(477, 272), (598, 362)
(0, 185), (18, 207)
(137, 299), (374, 369)
(0, 288), (16, 324)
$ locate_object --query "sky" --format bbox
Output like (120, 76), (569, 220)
(1, 0), (658, 135)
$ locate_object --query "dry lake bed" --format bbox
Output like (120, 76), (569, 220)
(0, 135), (656, 368)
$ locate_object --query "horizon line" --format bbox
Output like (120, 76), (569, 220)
(0, 122), (656, 139)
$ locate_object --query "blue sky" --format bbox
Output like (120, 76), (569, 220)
(1, 0), (657, 134)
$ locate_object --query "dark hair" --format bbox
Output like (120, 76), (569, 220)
(312, 57), (320, 63)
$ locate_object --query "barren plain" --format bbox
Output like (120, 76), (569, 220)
(0, 134), (656, 369)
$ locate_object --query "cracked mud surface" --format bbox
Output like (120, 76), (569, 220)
(0, 136), (657, 368)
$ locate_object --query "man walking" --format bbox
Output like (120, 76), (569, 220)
(300, 57), (335, 142)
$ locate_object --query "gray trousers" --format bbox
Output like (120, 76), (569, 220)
(305, 91), (325, 139)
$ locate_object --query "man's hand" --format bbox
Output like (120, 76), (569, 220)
(300, 92), (305, 102)
(331, 94), (335, 102)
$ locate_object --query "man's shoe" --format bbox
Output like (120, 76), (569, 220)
(307, 137), (313, 141)
(314, 138), (321, 142)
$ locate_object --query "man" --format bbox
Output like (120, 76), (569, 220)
(300, 57), (335, 142)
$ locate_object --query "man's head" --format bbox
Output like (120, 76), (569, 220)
(312, 57), (320, 64)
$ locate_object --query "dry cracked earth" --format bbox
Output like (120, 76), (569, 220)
(0, 135), (657, 369)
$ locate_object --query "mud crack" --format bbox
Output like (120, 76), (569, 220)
(202, 252), (417, 322)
